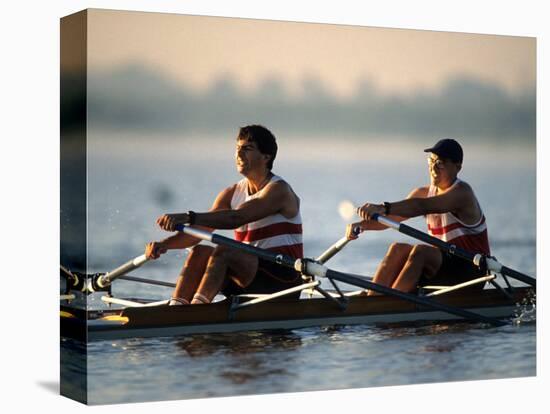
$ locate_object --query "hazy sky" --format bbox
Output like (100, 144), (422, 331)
(86, 9), (535, 98)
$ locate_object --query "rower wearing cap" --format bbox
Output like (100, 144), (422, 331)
(347, 138), (490, 294)
(145, 125), (303, 305)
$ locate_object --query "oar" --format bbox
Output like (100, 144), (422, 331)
(315, 226), (361, 264)
(92, 246), (197, 291)
(93, 254), (150, 290)
(174, 224), (506, 326)
(371, 213), (536, 288)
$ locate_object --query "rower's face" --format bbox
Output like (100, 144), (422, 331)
(427, 154), (460, 185)
(235, 139), (269, 175)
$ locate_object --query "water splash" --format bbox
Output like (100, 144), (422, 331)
(512, 290), (536, 325)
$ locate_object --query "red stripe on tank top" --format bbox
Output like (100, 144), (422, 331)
(234, 222), (303, 242)
(428, 216), (486, 236)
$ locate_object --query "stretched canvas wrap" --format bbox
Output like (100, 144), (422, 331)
(60, 9), (536, 405)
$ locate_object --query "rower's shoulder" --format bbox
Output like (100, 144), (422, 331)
(453, 179), (475, 196)
(444, 180), (479, 212)
(265, 178), (294, 196)
(212, 183), (238, 208)
(408, 186), (430, 198)
(265, 174), (291, 190)
(264, 178), (301, 212)
(222, 183), (239, 195)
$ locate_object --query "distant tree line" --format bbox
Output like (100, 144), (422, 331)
(61, 64), (535, 142)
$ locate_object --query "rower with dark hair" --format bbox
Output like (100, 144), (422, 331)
(145, 125), (303, 305)
(347, 139), (491, 294)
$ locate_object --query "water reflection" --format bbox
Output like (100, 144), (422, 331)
(175, 330), (302, 357)
(172, 330), (302, 385)
(372, 321), (481, 338)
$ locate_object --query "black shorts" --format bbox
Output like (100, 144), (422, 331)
(419, 251), (487, 291)
(221, 258), (302, 298)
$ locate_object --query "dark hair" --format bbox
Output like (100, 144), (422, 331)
(237, 125), (278, 170)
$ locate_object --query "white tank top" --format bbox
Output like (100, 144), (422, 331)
(230, 175), (303, 258)
(426, 179), (490, 254)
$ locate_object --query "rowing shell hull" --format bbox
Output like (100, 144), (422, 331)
(61, 287), (532, 341)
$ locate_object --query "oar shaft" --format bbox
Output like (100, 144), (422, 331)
(315, 237), (350, 264)
(97, 254), (149, 288)
(315, 226), (361, 264)
(500, 265), (536, 287)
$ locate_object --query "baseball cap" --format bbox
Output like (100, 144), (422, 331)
(424, 138), (463, 164)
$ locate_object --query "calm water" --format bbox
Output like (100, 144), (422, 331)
(61, 133), (536, 404)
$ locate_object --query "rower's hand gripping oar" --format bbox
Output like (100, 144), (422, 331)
(173, 224), (506, 326)
(371, 213), (536, 288)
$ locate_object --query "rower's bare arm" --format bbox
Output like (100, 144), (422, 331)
(192, 181), (293, 229)
(352, 187), (428, 235)
(146, 185), (235, 258)
(388, 185), (469, 217)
